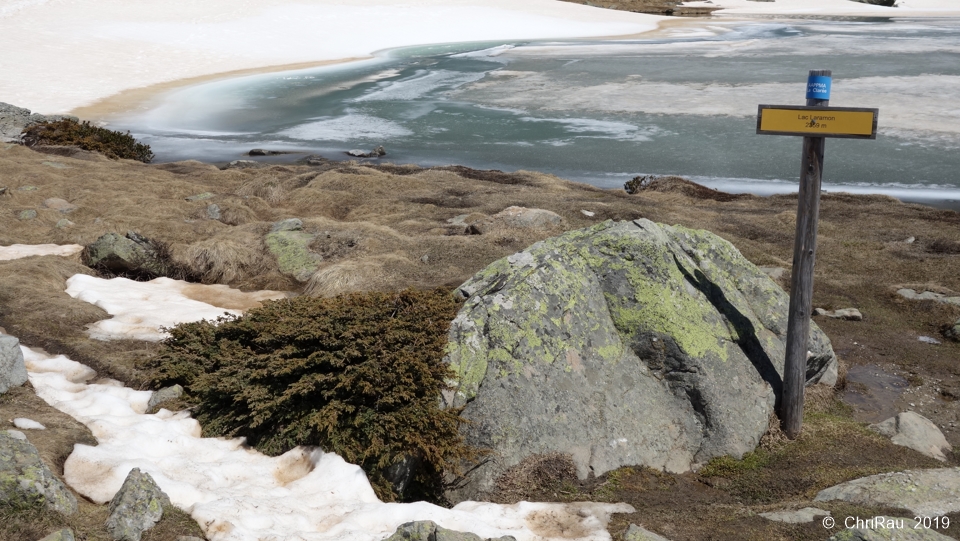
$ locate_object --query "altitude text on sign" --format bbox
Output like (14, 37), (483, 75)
(757, 105), (878, 139)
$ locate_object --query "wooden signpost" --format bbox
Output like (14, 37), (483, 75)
(757, 70), (878, 439)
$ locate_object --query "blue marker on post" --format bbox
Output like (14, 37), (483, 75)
(806, 74), (832, 101)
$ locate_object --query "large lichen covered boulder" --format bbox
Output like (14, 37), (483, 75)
(444, 219), (837, 501)
(0, 431), (78, 515)
(0, 334), (29, 395)
(105, 468), (171, 541)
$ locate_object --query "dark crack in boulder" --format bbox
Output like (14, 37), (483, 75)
(444, 219), (838, 501)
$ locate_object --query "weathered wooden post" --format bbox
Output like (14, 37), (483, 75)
(756, 71), (879, 439)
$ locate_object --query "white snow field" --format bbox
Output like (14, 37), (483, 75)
(8, 272), (633, 541)
(0, 244), (83, 260)
(64, 274), (288, 341)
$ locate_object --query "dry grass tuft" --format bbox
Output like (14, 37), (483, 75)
(490, 453), (579, 504)
(177, 229), (269, 285)
(236, 175), (284, 204)
(304, 255), (413, 297)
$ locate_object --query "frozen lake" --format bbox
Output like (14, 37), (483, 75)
(118, 16), (960, 208)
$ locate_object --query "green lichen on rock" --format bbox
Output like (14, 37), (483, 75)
(265, 230), (321, 282)
(0, 431), (77, 515)
(105, 468), (170, 541)
(444, 219), (839, 502)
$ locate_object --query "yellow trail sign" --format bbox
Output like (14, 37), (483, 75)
(757, 105), (878, 139)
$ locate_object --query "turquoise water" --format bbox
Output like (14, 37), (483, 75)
(119, 17), (960, 207)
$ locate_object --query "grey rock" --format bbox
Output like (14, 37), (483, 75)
(759, 507), (830, 524)
(265, 230), (322, 282)
(0, 187), (7, 196)
(270, 218), (303, 233)
(248, 149), (290, 156)
(444, 220), (838, 502)
(0, 431), (78, 514)
(848, 0), (896, 6)
(918, 336), (941, 345)
(758, 266), (787, 282)
(467, 206), (563, 234)
(185, 192), (214, 202)
(56, 219), (75, 229)
(827, 516), (954, 540)
(206, 204), (221, 220)
(18, 209), (37, 220)
(897, 288), (960, 307)
(223, 160), (262, 169)
(345, 146), (386, 158)
(37, 529), (76, 541)
(83, 231), (170, 278)
(382, 521), (512, 541)
(147, 385), (183, 412)
(106, 468), (171, 541)
(624, 523), (672, 541)
(815, 468), (960, 516)
(870, 412), (952, 461)
(946, 319), (960, 341)
(814, 307), (863, 321)
(0, 102), (77, 143)
(0, 335), (28, 395)
(42, 198), (78, 213)
(4, 430), (26, 440)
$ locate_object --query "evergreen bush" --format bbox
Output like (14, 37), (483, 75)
(22, 119), (154, 162)
(143, 288), (476, 502)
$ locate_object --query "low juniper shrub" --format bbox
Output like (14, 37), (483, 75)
(22, 119), (154, 162)
(143, 288), (477, 503)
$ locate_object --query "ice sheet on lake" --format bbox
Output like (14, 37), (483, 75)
(279, 114), (413, 142)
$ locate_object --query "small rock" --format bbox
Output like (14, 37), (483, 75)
(37, 529), (76, 541)
(223, 160), (261, 169)
(420, 254), (430, 263)
(270, 218), (303, 233)
(759, 507), (830, 524)
(247, 149), (289, 156)
(813, 307), (863, 321)
(41, 197), (78, 214)
(0, 431), (78, 514)
(945, 318), (960, 341)
(624, 523), (672, 541)
(897, 288), (960, 307)
(18, 209), (37, 220)
(869, 411), (952, 461)
(382, 521), (512, 541)
(147, 385), (183, 412)
(106, 468), (171, 541)
(4, 430), (26, 440)
(581, 210), (596, 217)
(918, 336), (941, 345)
(345, 146), (386, 158)
(904, 236), (916, 243)
(0, 187), (7, 196)
(206, 204), (221, 220)
(56, 218), (74, 229)
(83, 231), (172, 279)
(0, 334), (29, 395)
(13, 418), (46, 430)
(185, 192), (214, 202)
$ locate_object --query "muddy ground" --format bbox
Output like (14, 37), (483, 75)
(1, 142), (959, 541)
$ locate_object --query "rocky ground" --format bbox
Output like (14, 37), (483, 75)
(1, 140), (959, 541)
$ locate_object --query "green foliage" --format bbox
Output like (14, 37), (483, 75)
(22, 119), (154, 162)
(698, 451), (771, 479)
(143, 288), (476, 503)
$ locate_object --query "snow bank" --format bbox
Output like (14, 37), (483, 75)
(0, 0), (661, 114)
(0, 244), (83, 260)
(22, 341), (632, 541)
(64, 274), (287, 341)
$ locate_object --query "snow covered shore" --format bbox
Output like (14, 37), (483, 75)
(2, 0), (958, 116)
